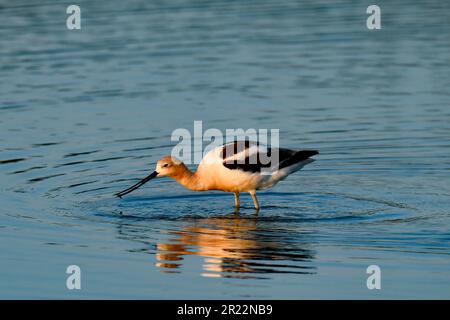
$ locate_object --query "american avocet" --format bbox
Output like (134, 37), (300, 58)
(115, 141), (318, 210)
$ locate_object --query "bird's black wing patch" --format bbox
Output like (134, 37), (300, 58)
(221, 140), (256, 160)
(221, 141), (318, 173)
(222, 140), (268, 173)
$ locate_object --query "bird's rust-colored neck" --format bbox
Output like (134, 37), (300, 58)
(170, 164), (208, 191)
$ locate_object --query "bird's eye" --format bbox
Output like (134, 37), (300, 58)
(163, 163), (169, 168)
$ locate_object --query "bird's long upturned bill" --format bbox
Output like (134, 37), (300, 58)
(114, 171), (158, 198)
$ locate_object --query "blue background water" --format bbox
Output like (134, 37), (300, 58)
(1, 0), (449, 299)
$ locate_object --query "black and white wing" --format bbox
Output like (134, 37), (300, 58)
(221, 140), (318, 173)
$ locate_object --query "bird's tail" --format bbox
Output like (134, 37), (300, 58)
(279, 150), (319, 169)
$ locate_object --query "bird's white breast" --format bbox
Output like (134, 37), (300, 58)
(196, 144), (271, 192)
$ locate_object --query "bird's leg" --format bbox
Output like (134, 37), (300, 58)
(249, 191), (260, 210)
(233, 192), (240, 208)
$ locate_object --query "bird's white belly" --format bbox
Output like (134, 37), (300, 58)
(197, 162), (263, 192)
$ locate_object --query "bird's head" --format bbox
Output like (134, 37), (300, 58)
(114, 156), (184, 198)
(154, 156), (184, 177)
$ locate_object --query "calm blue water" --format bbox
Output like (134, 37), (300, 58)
(1, 0), (450, 299)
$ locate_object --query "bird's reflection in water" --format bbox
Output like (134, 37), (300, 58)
(154, 213), (316, 279)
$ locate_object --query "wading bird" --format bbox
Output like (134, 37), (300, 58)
(115, 141), (318, 210)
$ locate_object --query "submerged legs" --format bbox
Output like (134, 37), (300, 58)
(249, 191), (260, 210)
(234, 192), (240, 208)
(233, 191), (260, 211)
